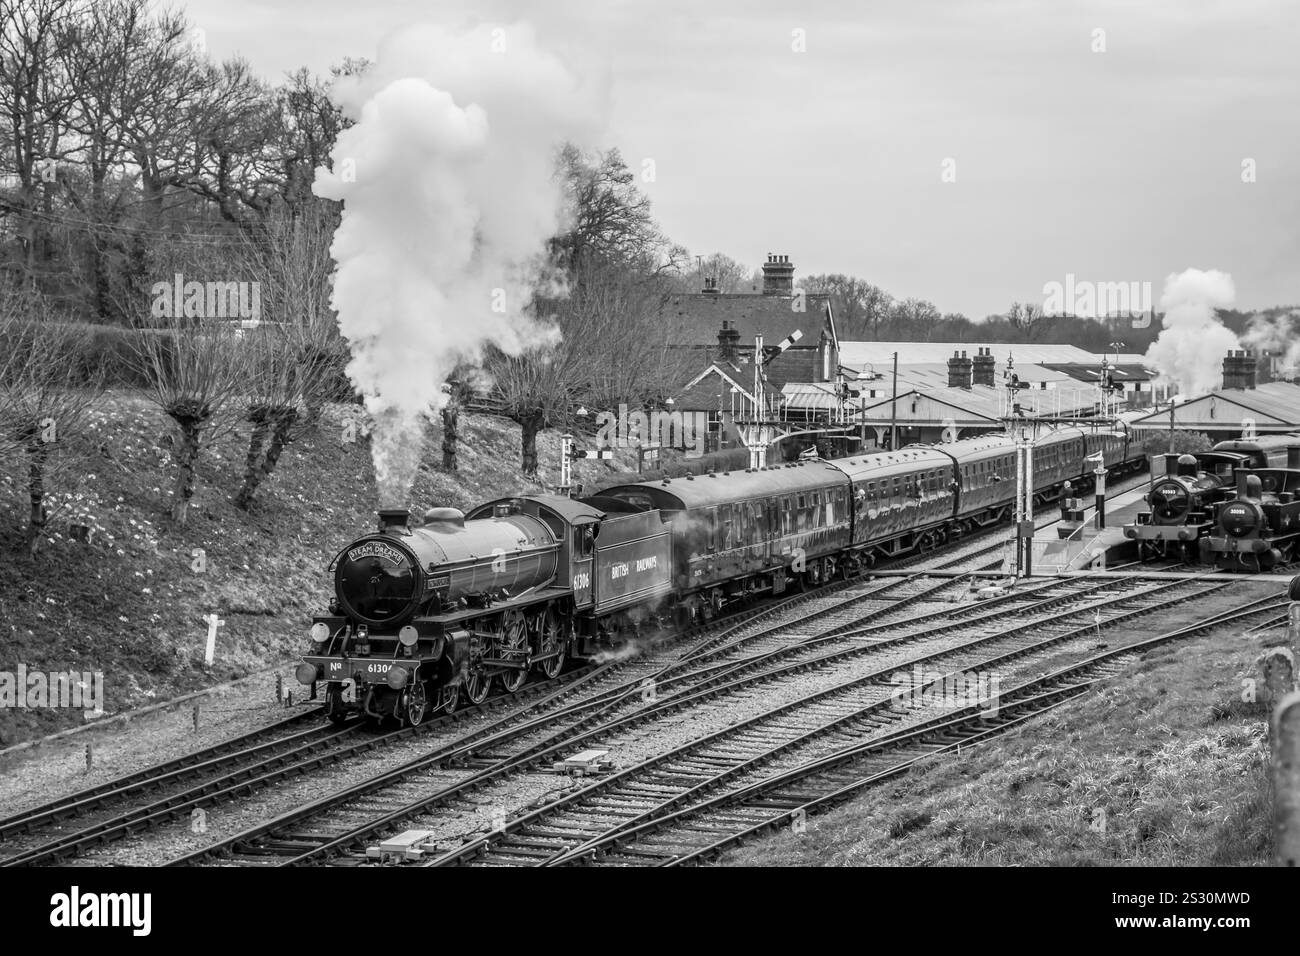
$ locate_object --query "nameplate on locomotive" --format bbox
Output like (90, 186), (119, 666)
(348, 541), (404, 565)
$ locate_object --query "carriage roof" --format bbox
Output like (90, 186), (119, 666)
(601, 459), (849, 511)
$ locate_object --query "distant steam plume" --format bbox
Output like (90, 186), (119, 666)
(1242, 310), (1300, 379)
(313, 23), (597, 506)
(1143, 269), (1239, 398)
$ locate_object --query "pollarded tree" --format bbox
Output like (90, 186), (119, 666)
(0, 285), (104, 552)
(483, 342), (587, 479)
(133, 300), (248, 525)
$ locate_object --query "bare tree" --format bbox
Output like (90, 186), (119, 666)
(229, 206), (346, 507)
(439, 369), (481, 472)
(687, 252), (751, 293)
(134, 310), (247, 525)
(0, 0), (83, 284)
(231, 323), (303, 509)
(799, 274), (893, 340)
(0, 285), (103, 552)
(483, 343), (586, 478)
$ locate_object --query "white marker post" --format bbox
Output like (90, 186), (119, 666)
(204, 614), (225, 666)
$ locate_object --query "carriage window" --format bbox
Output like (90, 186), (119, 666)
(707, 509), (717, 550)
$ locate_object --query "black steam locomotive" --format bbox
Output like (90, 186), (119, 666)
(1201, 445), (1300, 571)
(296, 426), (1145, 726)
(1123, 435), (1300, 560)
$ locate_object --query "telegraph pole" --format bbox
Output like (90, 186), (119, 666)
(888, 351), (898, 451)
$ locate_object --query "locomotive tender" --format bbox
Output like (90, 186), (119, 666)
(1123, 434), (1300, 560)
(297, 426), (1145, 726)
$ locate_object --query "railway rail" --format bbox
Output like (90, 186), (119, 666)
(179, 571), (1223, 867)
(430, 586), (1275, 866)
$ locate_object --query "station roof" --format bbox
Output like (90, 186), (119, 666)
(839, 341), (1103, 371)
(783, 383), (1099, 425)
(1128, 381), (1300, 430)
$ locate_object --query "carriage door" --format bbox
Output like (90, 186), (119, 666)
(571, 525), (594, 607)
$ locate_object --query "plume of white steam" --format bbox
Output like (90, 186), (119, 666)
(1242, 310), (1300, 379)
(313, 23), (598, 506)
(1143, 269), (1239, 398)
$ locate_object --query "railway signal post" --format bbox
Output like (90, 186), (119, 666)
(1088, 453), (1108, 529)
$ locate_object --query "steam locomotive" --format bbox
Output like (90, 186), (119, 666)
(1123, 435), (1300, 560)
(296, 426), (1145, 726)
(1200, 445), (1300, 571)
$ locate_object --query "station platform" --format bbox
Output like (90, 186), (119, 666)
(1027, 482), (1150, 574)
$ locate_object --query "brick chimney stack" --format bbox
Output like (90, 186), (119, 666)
(702, 276), (720, 295)
(1222, 349), (1257, 390)
(971, 347), (996, 386)
(761, 254), (795, 296)
(947, 350), (973, 389)
(717, 320), (741, 362)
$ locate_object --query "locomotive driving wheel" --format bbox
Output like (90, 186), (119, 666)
(439, 682), (460, 715)
(496, 610), (529, 694)
(532, 607), (566, 680)
(462, 666), (491, 705)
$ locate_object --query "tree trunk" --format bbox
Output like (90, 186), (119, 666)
(172, 419), (203, 525)
(442, 400), (460, 471)
(235, 408), (297, 509)
(520, 413), (542, 478)
(235, 408), (271, 510)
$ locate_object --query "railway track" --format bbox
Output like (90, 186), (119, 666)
(0, 555), (930, 866)
(181, 571), (1219, 867)
(0, 471), (1152, 868)
(430, 586), (1275, 867)
(621, 597), (1290, 866)
(157, 566), (1001, 866)
(0, 662), (630, 867)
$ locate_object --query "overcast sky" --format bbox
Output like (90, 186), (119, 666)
(186, 0), (1297, 319)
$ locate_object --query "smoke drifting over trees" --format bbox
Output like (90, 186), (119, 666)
(312, 22), (600, 505)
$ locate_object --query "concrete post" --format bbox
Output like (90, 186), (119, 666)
(1262, 648), (1297, 705)
(1273, 690), (1300, 866)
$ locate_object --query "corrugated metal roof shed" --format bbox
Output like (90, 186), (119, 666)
(839, 341), (1101, 369)
(1128, 381), (1300, 430)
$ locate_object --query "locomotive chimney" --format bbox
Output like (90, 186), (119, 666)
(377, 508), (411, 535)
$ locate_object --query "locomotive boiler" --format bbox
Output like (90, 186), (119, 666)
(1200, 446), (1300, 571)
(298, 506), (562, 726)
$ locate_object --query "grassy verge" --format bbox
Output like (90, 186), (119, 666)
(0, 391), (635, 745)
(719, 594), (1290, 866)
